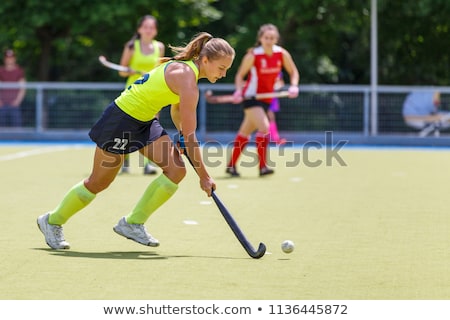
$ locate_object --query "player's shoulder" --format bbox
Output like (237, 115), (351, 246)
(273, 45), (289, 56)
(125, 40), (136, 50)
(253, 46), (264, 55)
(165, 60), (197, 76)
(157, 41), (165, 54)
(273, 45), (283, 53)
(242, 49), (256, 62)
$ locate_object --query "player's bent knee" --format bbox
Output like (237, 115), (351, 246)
(175, 165), (187, 181)
(84, 177), (115, 194)
(165, 165), (186, 184)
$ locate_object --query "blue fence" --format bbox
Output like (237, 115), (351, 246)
(1, 82), (450, 146)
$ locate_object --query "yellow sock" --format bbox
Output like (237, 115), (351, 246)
(49, 181), (96, 225)
(126, 174), (178, 224)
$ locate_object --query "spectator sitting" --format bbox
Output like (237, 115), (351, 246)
(402, 91), (450, 137)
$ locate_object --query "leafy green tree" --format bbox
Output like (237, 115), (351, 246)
(205, 0), (371, 84)
(1, 0), (449, 85)
(378, 0), (450, 85)
(0, 0), (221, 81)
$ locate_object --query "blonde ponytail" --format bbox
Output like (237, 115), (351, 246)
(161, 32), (234, 63)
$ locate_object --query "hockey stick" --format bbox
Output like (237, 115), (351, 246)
(210, 191), (266, 259)
(205, 90), (289, 104)
(177, 134), (266, 259)
(98, 55), (143, 74)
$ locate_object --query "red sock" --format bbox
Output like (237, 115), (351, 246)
(255, 132), (269, 169)
(228, 134), (249, 167)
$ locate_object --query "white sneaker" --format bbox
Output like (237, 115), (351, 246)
(37, 213), (70, 249)
(143, 163), (157, 175)
(113, 217), (159, 247)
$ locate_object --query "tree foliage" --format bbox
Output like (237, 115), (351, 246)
(378, 0), (450, 84)
(0, 0), (221, 81)
(0, 0), (448, 85)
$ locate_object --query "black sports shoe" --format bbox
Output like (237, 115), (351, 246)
(225, 166), (240, 177)
(259, 166), (274, 176)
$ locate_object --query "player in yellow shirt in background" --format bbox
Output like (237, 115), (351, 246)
(119, 15), (165, 174)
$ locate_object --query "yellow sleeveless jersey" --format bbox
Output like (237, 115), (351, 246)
(126, 40), (161, 88)
(115, 60), (199, 122)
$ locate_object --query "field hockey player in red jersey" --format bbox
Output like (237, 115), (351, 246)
(226, 24), (299, 177)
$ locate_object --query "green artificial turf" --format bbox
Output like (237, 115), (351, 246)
(1, 144), (449, 300)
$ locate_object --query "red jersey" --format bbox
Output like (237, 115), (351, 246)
(0, 66), (25, 105)
(243, 45), (283, 103)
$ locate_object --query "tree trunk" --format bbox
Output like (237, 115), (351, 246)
(36, 27), (52, 81)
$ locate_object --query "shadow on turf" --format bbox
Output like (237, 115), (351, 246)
(216, 175), (271, 180)
(32, 248), (249, 260)
(33, 248), (166, 260)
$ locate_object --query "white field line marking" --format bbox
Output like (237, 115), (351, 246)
(0, 145), (78, 162)
(183, 220), (199, 225)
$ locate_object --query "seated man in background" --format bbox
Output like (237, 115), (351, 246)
(402, 90), (450, 137)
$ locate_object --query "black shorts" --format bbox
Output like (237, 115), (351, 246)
(89, 102), (167, 154)
(243, 99), (270, 111)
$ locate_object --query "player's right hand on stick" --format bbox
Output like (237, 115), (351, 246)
(288, 85), (299, 98)
(200, 176), (216, 197)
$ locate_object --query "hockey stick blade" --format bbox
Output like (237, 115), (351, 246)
(98, 55), (142, 74)
(177, 136), (266, 259)
(211, 191), (266, 259)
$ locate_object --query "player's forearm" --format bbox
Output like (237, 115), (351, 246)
(289, 69), (300, 87)
(184, 134), (210, 180)
(234, 74), (245, 92)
